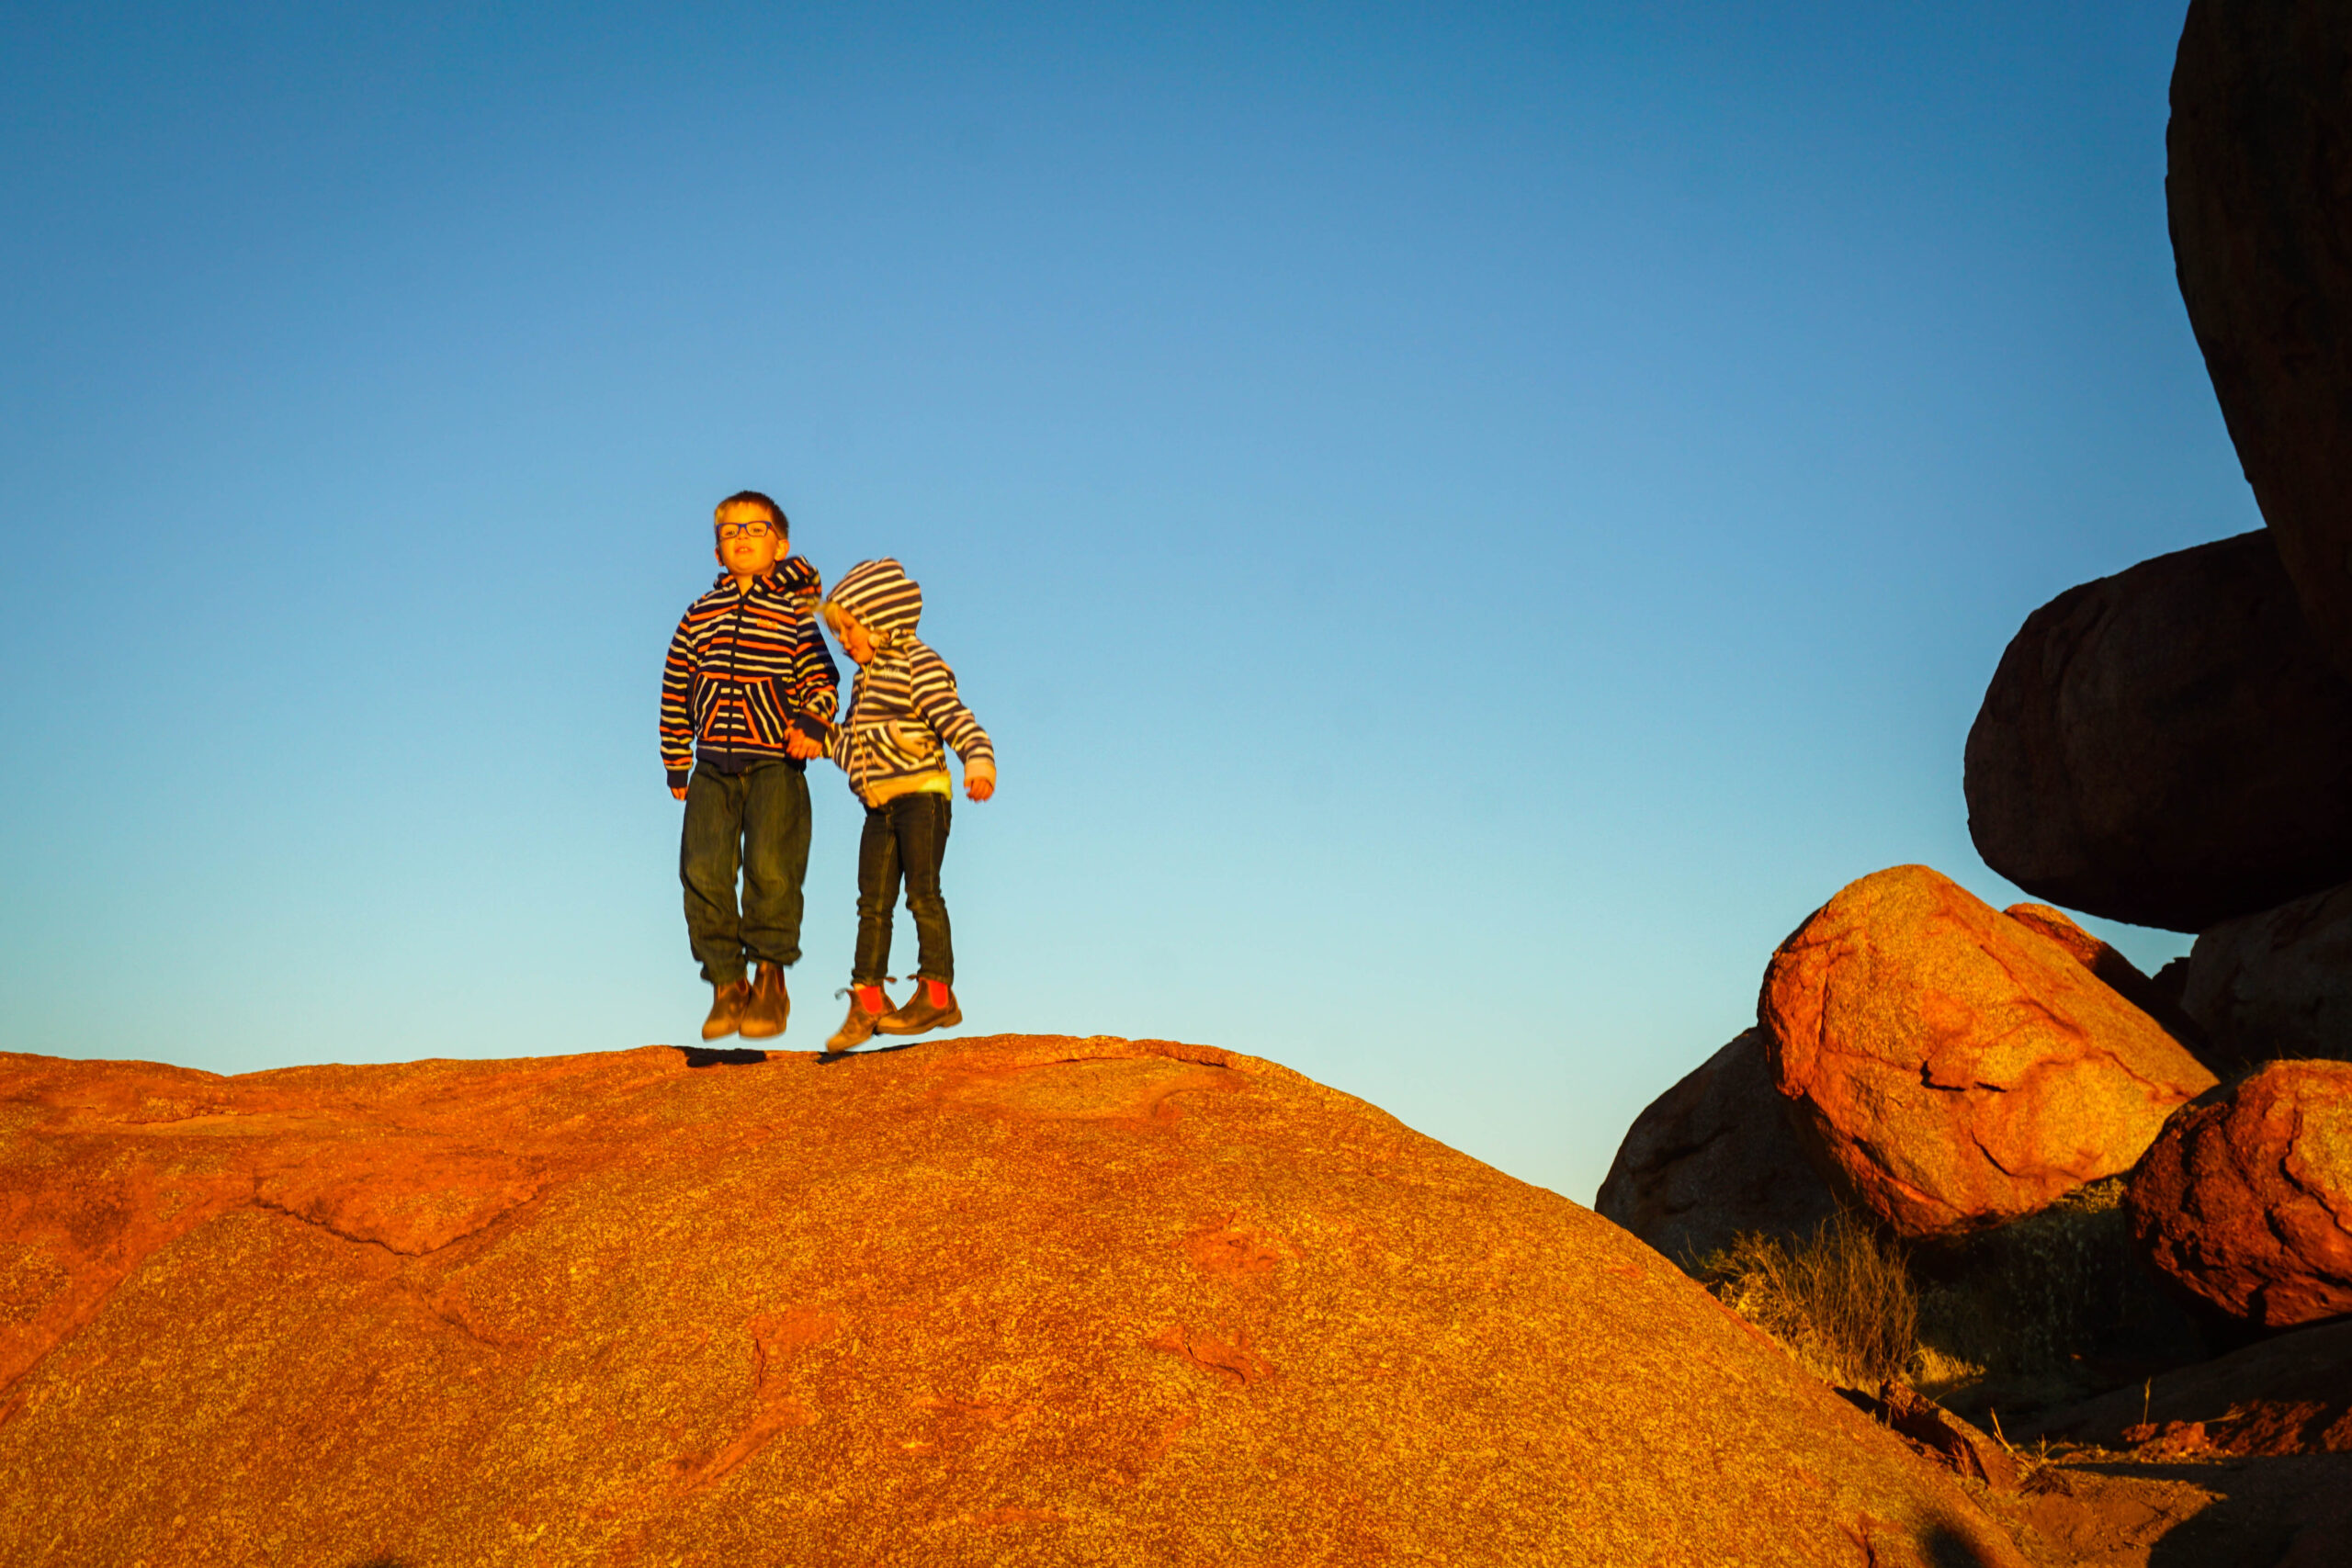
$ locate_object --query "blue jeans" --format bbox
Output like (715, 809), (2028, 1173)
(853, 792), (953, 985)
(680, 759), (810, 986)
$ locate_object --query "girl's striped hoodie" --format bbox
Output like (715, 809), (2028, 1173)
(822, 558), (993, 807)
(660, 557), (841, 790)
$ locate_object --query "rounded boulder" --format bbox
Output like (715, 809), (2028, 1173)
(1962, 531), (2352, 931)
(1760, 866), (2218, 1237)
(1595, 1029), (1840, 1272)
(2127, 1059), (2352, 1330)
(2183, 879), (2352, 1067)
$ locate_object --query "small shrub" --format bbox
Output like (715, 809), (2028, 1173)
(1907, 1342), (1988, 1404)
(1916, 1180), (2128, 1375)
(1701, 1182), (2212, 1422)
(1700, 1213), (1919, 1387)
(1911, 1178), (2210, 1418)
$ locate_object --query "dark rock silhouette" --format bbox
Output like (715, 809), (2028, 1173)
(2183, 878), (2352, 1066)
(1979, 1445), (2352, 1568)
(1760, 866), (2215, 1238)
(0, 1038), (2028, 1566)
(2127, 1059), (2352, 1329)
(2170, 0), (2352, 683)
(2015, 1329), (2352, 1566)
(1594, 1029), (1839, 1272)
(1963, 531), (2352, 932)
(2029, 1317), (2352, 1456)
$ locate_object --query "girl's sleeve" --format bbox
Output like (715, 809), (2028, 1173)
(789, 618), (841, 728)
(909, 649), (993, 771)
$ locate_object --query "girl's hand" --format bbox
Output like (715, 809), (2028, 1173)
(966, 764), (996, 802)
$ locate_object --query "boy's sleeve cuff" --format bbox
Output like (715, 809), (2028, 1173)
(667, 766), (692, 791)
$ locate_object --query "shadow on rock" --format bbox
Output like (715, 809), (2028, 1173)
(1924, 1524), (2006, 1568)
(676, 1045), (770, 1068)
(2072, 1454), (2352, 1568)
(814, 1041), (922, 1066)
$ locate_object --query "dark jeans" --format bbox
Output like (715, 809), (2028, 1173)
(853, 791), (953, 986)
(681, 759), (811, 986)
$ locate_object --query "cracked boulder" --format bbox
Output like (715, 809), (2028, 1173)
(0, 1038), (2030, 1566)
(2127, 1059), (2352, 1330)
(1759, 865), (2218, 1238)
(1963, 530), (2352, 932)
(2002, 902), (2215, 1063)
(1595, 1029), (1840, 1271)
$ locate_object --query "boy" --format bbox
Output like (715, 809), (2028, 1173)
(810, 558), (994, 1054)
(660, 491), (840, 1042)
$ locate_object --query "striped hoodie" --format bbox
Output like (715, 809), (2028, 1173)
(660, 557), (841, 789)
(822, 558), (993, 807)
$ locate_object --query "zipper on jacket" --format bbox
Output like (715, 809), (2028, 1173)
(703, 583), (753, 746)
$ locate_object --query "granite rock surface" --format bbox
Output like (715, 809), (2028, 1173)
(2127, 1059), (2352, 1330)
(0, 1037), (2025, 1567)
(1760, 866), (2217, 1237)
(2002, 903), (2214, 1064)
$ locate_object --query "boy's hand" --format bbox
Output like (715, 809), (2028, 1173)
(786, 729), (825, 760)
(671, 784), (688, 801)
(966, 762), (996, 802)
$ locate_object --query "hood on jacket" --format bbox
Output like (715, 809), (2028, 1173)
(825, 558), (923, 645)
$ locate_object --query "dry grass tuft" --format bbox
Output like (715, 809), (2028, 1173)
(1700, 1181), (2210, 1422)
(1700, 1213), (1919, 1387)
(1915, 1179), (2137, 1378)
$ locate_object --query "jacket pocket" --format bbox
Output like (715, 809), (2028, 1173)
(744, 679), (789, 747)
(883, 720), (942, 765)
(690, 679), (726, 739)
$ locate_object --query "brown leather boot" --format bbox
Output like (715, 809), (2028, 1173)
(824, 985), (892, 1056)
(701, 978), (751, 1041)
(876, 977), (961, 1037)
(740, 964), (790, 1040)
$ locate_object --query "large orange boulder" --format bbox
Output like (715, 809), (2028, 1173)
(2003, 901), (2214, 1063)
(1962, 531), (2352, 931)
(1595, 1029), (1839, 1271)
(2182, 878), (2352, 1066)
(1760, 866), (2218, 1237)
(2170, 0), (2352, 682)
(0, 1037), (2028, 1566)
(2126, 1059), (2352, 1330)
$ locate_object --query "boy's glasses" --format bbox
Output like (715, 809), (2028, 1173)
(717, 521), (779, 540)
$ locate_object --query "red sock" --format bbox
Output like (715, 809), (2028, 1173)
(925, 978), (950, 1007)
(856, 985), (886, 1013)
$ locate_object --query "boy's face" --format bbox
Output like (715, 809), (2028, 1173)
(713, 501), (786, 580)
(826, 605), (876, 665)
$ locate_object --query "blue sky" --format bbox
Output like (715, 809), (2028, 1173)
(0, 3), (2252, 1201)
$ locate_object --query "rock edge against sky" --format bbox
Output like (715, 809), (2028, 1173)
(0, 1035), (2015, 1567)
